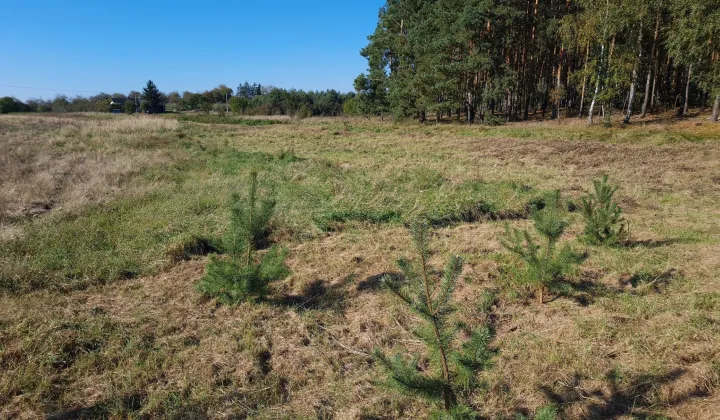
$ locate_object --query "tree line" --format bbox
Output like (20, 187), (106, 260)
(1, 81), (356, 117)
(164, 83), (355, 117)
(354, 0), (720, 123)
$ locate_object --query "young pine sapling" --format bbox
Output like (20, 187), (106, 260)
(197, 171), (289, 304)
(580, 175), (628, 246)
(502, 195), (584, 304)
(375, 220), (494, 418)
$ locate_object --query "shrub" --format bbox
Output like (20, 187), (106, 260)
(197, 172), (289, 304)
(374, 220), (495, 416)
(124, 100), (136, 114)
(580, 175), (628, 246)
(292, 105), (312, 120)
(0, 96), (30, 114)
(501, 194), (584, 304)
(200, 101), (213, 115)
(481, 114), (505, 126)
(343, 97), (360, 116)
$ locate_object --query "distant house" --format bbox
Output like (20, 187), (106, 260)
(109, 97), (165, 113)
(110, 97), (126, 106)
(109, 97), (127, 113)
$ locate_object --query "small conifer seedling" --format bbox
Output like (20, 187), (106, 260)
(198, 171), (289, 304)
(502, 194), (583, 304)
(374, 220), (494, 417)
(580, 175), (628, 246)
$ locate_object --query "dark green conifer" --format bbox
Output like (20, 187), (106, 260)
(197, 172), (288, 304)
(141, 80), (162, 113)
(502, 194), (583, 304)
(580, 175), (628, 246)
(374, 220), (494, 417)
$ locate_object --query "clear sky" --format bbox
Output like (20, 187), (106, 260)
(0, 1), (384, 100)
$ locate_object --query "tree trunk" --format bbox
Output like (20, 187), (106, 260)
(538, 285), (544, 305)
(641, 9), (660, 118)
(524, 96), (530, 121)
(579, 44), (589, 118)
(588, 74), (600, 125)
(624, 25), (643, 124)
(651, 73), (658, 112)
(650, 53), (660, 113)
(587, 43), (604, 125)
(554, 46), (565, 121)
(640, 70), (652, 118)
(590, 0), (612, 125)
(683, 64), (692, 116)
(467, 86), (476, 124)
(712, 95), (719, 122)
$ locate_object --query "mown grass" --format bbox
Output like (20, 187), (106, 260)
(1, 113), (719, 418)
(0, 119), (546, 292)
(177, 114), (285, 126)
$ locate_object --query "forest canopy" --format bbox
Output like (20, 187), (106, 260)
(354, 0), (720, 123)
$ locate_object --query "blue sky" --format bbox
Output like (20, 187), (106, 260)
(0, 1), (383, 100)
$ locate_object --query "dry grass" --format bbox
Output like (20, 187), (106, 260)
(0, 113), (179, 133)
(0, 115), (174, 223)
(1, 112), (719, 418)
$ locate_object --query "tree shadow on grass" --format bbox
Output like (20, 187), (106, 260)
(619, 238), (684, 249)
(548, 268), (680, 307)
(540, 367), (711, 419)
(271, 271), (404, 312)
(356, 271), (402, 293)
(272, 274), (358, 312)
(47, 393), (145, 420)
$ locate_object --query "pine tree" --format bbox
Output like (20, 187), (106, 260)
(374, 220), (494, 416)
(580, 175), (628, 246)
(141, 80), (163, 113)
(197, 172), (289, 304)
(359, 0), (720, 123)
(502, 194), (584, 304)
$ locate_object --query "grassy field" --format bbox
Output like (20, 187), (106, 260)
(1, 112), (719, 419)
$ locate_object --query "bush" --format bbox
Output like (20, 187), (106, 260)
(292, 105), (312, 120)
(374, 220), (495, 415)
(229, 96), (250, 114)
(124, 100), (136, 114)
(96, 101), (112, 113)
(481, 114), (505, 126)
(199, 101), (213, 115)
(197, 172), (289, 303)
(501, 193), (584, 304)
(580, 175), (628, 246)
(343, 97), (360, 116)
(0, 97), (30, 114)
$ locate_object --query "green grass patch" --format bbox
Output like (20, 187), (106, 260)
(0, 189), (223, 293)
